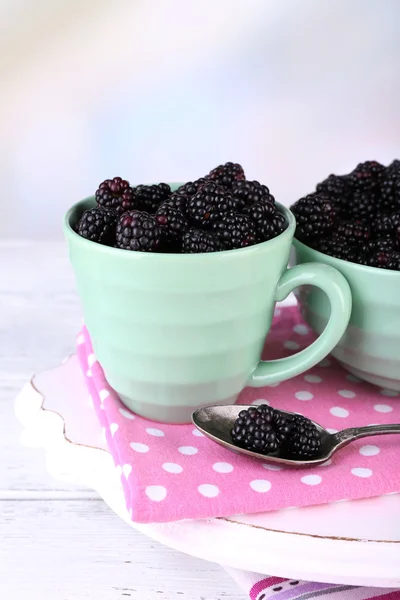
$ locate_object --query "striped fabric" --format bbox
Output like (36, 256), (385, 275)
(249, 578), (400, 600)
(223, 568), (400, 600)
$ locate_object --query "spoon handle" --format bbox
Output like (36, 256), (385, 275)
(334, 424), (400, 448)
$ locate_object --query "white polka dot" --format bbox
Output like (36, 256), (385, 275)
(86, 369), (92, 377)
(87, 353), (96, 368)
(110, 423), (119, 437)
(130, 442), (149, 453)
(330, 407), (349, 418)
(252, 398), (270, 406)
(162, 462), (183, 474)
(213, 462), (233, 473)
(284, 340), (300, 351)
(304, 374), (322, 383)
(192, 428), (204, 437)
(250, 479), (272, 493)
(346, 374), (361, 383)
(99, 389), (110, 402)
(146, 428), (164, 437)
(374, 404), (393, 413)
(338, 389), (356, 398)
(262, 463), (283, 471)
(380, 389), (399, 397)
(293, 324), (309, 335)
(319, 358), (331, 367)
(77, 334), (85, 345)
(295, 391), (314, 401)
(327, 428), (338, 434)
(122, 464), (132, 479)
(119, 408), (136, 419)
(359, 445), (380, 456)
(198, 484), (220, 498)
(146, 485), (167, 501)
(318, 459), (332, 467)
(351, 467), (373, 478)
(274, 308), (281, 316)
(301, 474), (322, 485)
(178, 446), (198, 455)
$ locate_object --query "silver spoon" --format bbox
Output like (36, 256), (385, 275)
(192, 404), (400, 467)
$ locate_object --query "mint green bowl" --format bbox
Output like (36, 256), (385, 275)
(64, 188), (352, 423)
(293, 238), (400, 391)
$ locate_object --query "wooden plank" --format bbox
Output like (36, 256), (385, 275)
(0, 499), (246, 600)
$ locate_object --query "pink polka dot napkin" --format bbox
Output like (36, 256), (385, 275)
(76, 306), (400, 524)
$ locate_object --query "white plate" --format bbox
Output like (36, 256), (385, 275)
(15, 355), (400, 588)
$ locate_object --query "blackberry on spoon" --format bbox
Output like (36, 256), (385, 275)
(231, 405), (289, 454)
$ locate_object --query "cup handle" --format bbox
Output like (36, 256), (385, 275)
(249, 263), (352, 387)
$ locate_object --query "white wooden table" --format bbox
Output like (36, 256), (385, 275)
(1, 241), (245, 600)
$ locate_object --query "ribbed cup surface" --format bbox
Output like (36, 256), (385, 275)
(293, 239), (400, 391)
(65, 196), (295, 422)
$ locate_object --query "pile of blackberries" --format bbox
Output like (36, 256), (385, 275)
(231, 405), (322, 459)
(76, 163), (287, 253)
(291, 160), (400, 271)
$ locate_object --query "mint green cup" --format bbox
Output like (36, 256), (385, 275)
(64, 191), (352, 423)
(293, 239), (400, 391)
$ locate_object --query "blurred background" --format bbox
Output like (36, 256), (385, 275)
(1, 0), (399, 238)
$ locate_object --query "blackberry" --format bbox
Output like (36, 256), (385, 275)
(367, 247), (394, 268)
(155, 203), (189, 249)
(116, 210), (162, 252)
(283, 414), (322, 459)
(242, 200), (277, 242)
(207, 162), (245, 189)
(163, 193), (190, 215)
(134, 183), (171, 213)
(316, 237), (359, 263)
(182, 228), (222, 253)
(77, 207), (117, 246)
(365, 237), (395, 255)
(316, 174), (352, 204)
(95, 177), (136, 215)
(374, 213), (394, 236)
(231, 405), (289, 454)
(391, 212), (400, 246)
(212, 212), (256, 249)
(335, 220), (370, 244)
(291, 193), (338, 241)
(232, 180), (275, 211)
(349, 160), (384, 192)
(187, 183), (238, 228)
(175, 178), (208, 197)
(386, 251), (400, 271)
(379, 160), (400, 212)
(271, 211), (287, 235)
(347, 190), (378, 222)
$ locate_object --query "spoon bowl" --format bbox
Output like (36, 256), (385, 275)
(192, 405), (400, 467)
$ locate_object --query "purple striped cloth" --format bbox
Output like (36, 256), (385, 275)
(224, 569), (400, 600)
